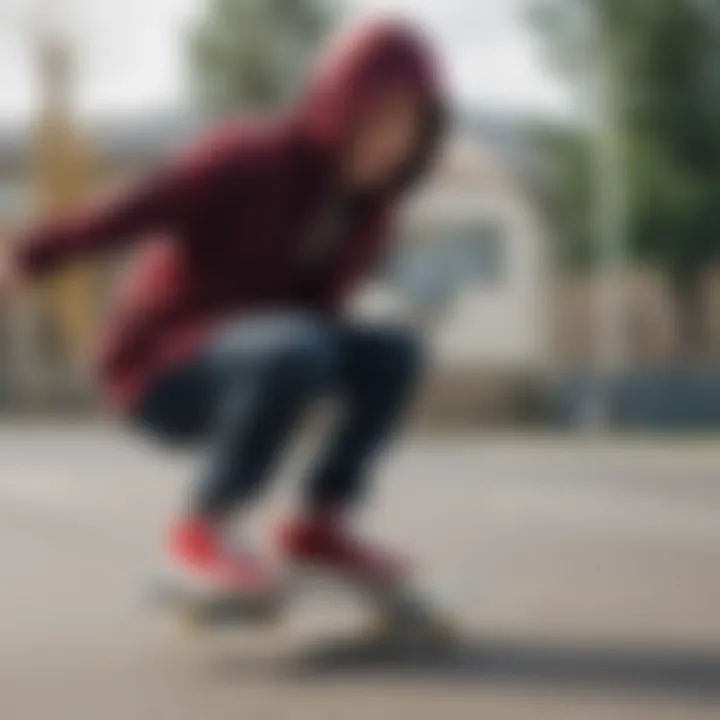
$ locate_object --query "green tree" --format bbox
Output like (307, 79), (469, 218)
(189, 0), (336, 116)
(530, 0), (720, 356)
(531, 122), (596, 270)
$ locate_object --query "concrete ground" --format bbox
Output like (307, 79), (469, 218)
(0, 424), (719, 719)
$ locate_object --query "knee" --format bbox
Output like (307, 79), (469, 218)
(271, 320), (337, 388)
(374, 327), (425, 383)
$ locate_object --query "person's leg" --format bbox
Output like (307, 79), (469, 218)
(277, 322), (424, 584)
(139, 312), (341, 593)
(133, 359), (214, 447)
(304, 322), (424, 510)
(191, 312), (339, 520)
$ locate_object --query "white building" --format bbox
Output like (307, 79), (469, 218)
(355, 132), (549, 379)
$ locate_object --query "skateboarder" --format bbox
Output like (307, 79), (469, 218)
(0, 18), (446, 600)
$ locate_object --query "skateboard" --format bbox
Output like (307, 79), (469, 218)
(151, 566), (461, 648)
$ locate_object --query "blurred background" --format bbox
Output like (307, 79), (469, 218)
(1, 3), (720, 719)
(0, 0), (715, 430)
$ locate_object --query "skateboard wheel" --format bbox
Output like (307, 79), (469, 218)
(369, 604), (460, 648)
(424, 616), (459, 645)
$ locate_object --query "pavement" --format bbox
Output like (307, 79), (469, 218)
(1, 424), (719, 719)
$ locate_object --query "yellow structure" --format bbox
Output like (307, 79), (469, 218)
(31, 35), (98, 367)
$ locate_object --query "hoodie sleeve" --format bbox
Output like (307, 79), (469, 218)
(12, 131), (245, 277)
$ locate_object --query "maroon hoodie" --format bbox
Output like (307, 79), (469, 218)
(12, 19), (445, 414)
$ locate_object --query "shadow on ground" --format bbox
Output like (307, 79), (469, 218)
(250, 635), (720, 697)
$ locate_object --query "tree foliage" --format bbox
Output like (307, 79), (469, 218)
(189, 0), (336, 116)
(530, 0), (720, 282)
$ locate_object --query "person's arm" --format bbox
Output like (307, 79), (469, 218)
(6, 130), (246, 280)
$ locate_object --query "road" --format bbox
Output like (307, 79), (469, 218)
(1, 425), (719, 719)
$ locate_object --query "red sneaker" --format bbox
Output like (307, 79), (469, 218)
(165, 516), (272, 596)
(276, 513), (408, 586)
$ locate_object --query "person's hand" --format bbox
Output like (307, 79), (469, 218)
(0, 248), (22, 302)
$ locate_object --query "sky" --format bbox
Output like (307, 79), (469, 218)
(0, 0), (573, 125)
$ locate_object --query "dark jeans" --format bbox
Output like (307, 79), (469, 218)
(134, 312), (423, 518)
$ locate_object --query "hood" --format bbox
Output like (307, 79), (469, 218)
(299, 18), (446, 194)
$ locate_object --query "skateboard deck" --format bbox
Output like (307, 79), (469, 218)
(151, 566), (463, 646)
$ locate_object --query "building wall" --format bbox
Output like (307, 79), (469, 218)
(355, 138), (548, 376)
(550, 265), (720, 369)
(431, 193), (546, 370)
